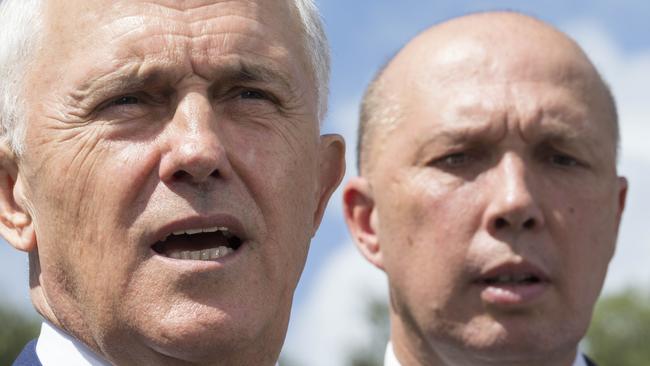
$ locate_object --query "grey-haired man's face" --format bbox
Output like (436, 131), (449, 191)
(10, 0), (344, 364)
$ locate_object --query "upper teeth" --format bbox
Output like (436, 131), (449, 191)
(493, 274), (534, 283)
(162, 227), (233, 241)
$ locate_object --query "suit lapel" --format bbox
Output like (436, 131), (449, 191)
(584, 355), (598, 366)
(12, 339), (42, 366)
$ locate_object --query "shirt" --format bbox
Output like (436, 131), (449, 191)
(384, 341), (589, 366)
(35, 321), (280, 366)
(35, 321), (111, 366)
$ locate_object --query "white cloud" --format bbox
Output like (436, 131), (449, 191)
(283, 20), (650, 365)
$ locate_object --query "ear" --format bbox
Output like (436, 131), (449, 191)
(343, 176), (383, 270)
(0, 142), (36, 252)
(311, 133), (346, 233)
(615, 176), (628, 230)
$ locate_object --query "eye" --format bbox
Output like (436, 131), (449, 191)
(443, 153), (470, 166)
(430, 152), (473, 168)
(239, 89), (268, 100)
(109, 95), (140, 106)
(550, 154), (579, 167)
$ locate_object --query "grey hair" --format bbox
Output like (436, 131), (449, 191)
(0, 0), (330, 155)
(0, 0), (42, 155)
(293, 0), (331, 123)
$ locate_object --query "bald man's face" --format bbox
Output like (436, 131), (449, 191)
(346, 29), (627, 363)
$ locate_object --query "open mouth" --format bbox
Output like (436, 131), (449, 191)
(478, 273), (543, 285)
(151, 227), (243, 261)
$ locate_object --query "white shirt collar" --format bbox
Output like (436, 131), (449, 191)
(384, 341), (589, 366)
(384, 341), (401, 366)
(36, 321), (281, 366)
(36, 321), (111, 366)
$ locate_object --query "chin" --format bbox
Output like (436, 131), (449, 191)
(140, 305), (285, 362)
(452, 317), (580, 362)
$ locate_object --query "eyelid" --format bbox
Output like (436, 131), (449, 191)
(427, 150), (474, 168)
(227, 86), (279, 104)
(538, 145), (588, 169)
(548, 152), (584, 168)
(96, 93), (143, 112)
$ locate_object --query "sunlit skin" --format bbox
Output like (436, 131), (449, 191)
(344, 13), (626, 366)
(0, 0), (345, 365)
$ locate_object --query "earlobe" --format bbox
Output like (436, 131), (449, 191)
(311, 134), (346, 234)
(0, 142), (36, 252)
(343, 177), (384, 270)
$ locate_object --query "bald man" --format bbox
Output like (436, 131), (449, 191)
(343, 12), (627, 366)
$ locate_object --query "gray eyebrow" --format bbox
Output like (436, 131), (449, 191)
(68, 57), (296, 107)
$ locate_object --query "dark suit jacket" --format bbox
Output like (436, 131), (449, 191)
(585, 355), (598, 366)
(12, 339), (42, 366)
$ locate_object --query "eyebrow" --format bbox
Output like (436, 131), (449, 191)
(226, 59), (294, 91)
(69, 58), (296, 107)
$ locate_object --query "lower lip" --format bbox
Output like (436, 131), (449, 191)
(478, 282), (549, 306)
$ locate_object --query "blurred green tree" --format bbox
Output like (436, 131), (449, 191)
(585, 287), (650, 366)
(0, 304), (40, 365)
(347, 297), (390, 366)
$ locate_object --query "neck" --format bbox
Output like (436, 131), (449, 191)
(390, 315), (578, 366)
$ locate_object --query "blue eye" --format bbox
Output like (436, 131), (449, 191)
(240, 90), (267, 100)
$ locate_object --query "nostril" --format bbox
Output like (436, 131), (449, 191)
(210, 169), (220, 178)
(173, 170), (191, 180)
(494, 217), (508, 229)
(523, 218), (536, 230)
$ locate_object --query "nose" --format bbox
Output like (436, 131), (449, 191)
(159, 92), (230, 184)
(484, 154), (544, 234)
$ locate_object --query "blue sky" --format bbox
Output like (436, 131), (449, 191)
(0, 0), (648, 364)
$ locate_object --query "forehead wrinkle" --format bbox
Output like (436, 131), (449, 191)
(105, 0), (281, 47)
(134, 0), (259, 14)
(513, 88), (593, 144)
(100, 16), (294, 89)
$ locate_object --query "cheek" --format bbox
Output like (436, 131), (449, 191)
(379, 175), (478, 312)
(24, 128), (152, 304)
(229, 129), (319, 277)
(554, 191), (619, 290)
(234, 127), (319, 223)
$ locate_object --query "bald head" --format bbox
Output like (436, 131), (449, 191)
(358, 11), (617, 175)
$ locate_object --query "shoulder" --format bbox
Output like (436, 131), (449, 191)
(12, 339), (42, 366)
